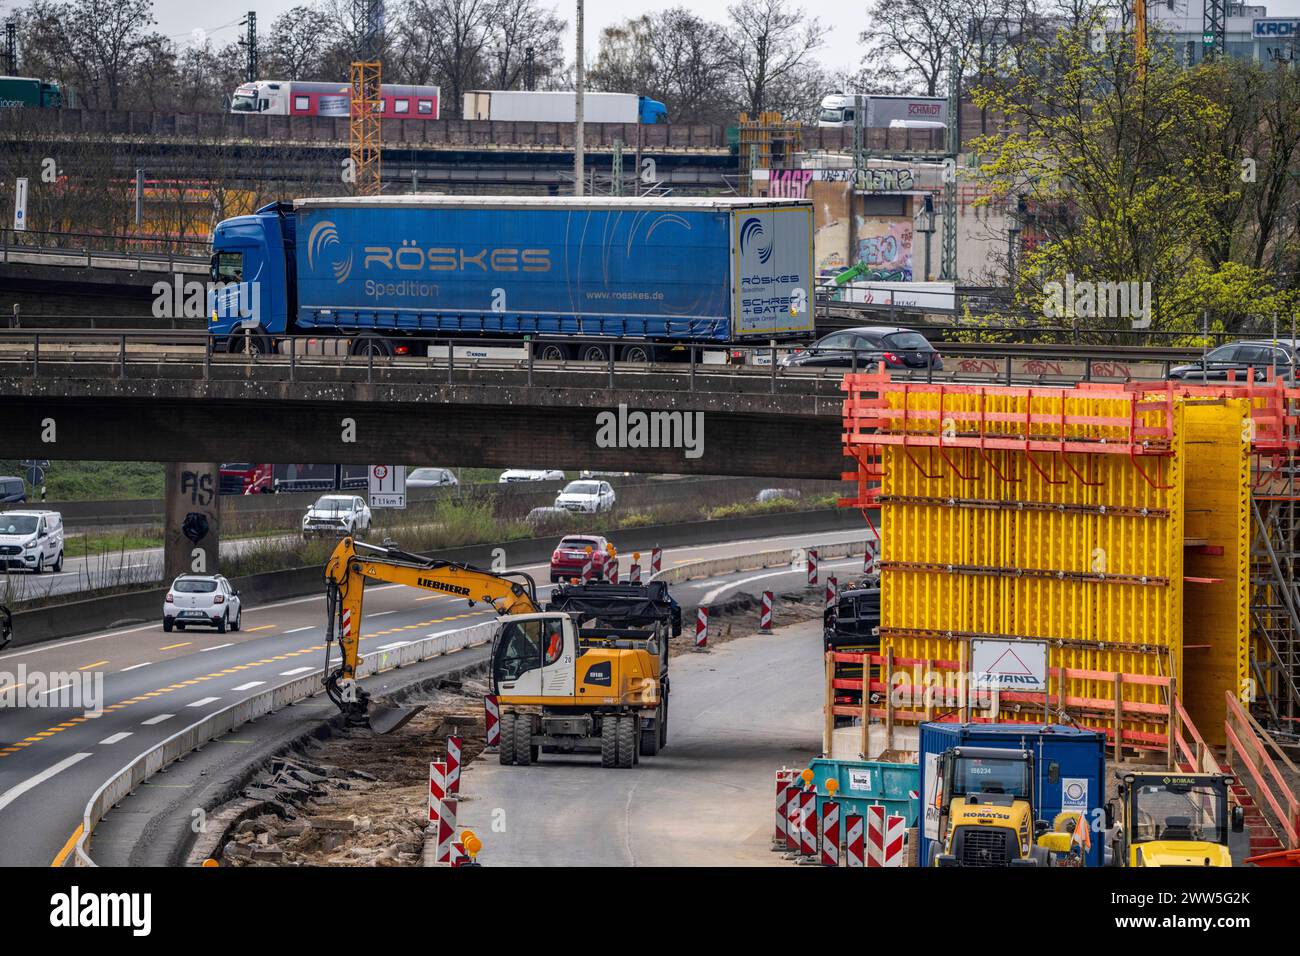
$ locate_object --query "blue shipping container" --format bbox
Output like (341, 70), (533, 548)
(207, 196), (816, 350)
(917, 723), (1107, 867)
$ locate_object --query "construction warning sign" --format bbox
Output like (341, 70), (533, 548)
(368, 464), (406, 509)
(970, 639), (1047, 693)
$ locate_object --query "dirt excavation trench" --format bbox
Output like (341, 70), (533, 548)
(205, 590), (825, 866)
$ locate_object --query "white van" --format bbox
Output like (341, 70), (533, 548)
(0, 510), (64, 573)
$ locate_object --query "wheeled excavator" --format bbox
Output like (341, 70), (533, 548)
(322, 537), (677, 768)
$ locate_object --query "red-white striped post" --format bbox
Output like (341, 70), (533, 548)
(798, 789), (817, 857)
(449, 842), (467, 867)
(774, 769), (795, 846)
(883, 813), (907, 867)
(694, 606), (708, 649)
(864, 543), (878, 575)
(436, 798), (458, 863)
(866, 805), (885, 867)
(820, 800), (841, 867)
(650, 546), (662, 576)
(484, 695), (500, 748)
(581, 550), (593, 584)
(759, 591), (773, 631)
(807, 548), (819, 587)
(445, 735), (463, 795)
(607, 554), (619, 584)
(844, 814), (865, 867)
(428, 760), (446, 826)
(784, 785), (802, 853)
(825, 576), (838, 609)
(629, 554), (641, 584)
(865, 806), (904, 867)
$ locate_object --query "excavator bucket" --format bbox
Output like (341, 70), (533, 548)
(366, 700), (427, 735)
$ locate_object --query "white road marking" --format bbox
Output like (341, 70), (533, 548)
(283, 626), (315, 634)
(699, 558), (864, 606)
(376, 641), (410, 651)
(99, 732), (132, 745)
(279, 667), (313, 676)
(231, 681), (265, 691)
(41, 683), (74, 697)
(141, 714), (173, 725)
(200, 643), (234, 652)
(368, 610), (397, 617)
(0, 753), (93, 812)
(187, 696), (221, 707)
(119, 662), (152, 672)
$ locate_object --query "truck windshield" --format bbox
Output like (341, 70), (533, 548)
(819, 108), (845, 123)
(1130, 781), (1226, 845)
(231, 93), (258, 112)
(952, 755), (1031, 798)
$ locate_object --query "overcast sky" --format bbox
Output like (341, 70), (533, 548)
(137, 0), (1300, 76)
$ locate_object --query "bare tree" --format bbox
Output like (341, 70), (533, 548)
(483, 0), (566, 90)
(402, 0), (496, 115)
(21, 0), (159, 109)
(726, 0), (826, 116)
(265, 5), (339, 80)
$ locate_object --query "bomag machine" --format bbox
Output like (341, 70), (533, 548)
(1109, 771), (1244, 867)
(930, 746), (1080, 866)
(322, 538), (679, 768)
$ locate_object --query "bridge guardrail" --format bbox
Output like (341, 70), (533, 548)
(0, 327), (1220, 391)
(70, 618), (498, 866)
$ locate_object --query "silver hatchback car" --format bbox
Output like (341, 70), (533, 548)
(164, 574), (242, 633)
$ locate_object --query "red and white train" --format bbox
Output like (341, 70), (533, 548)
(230, 80), (440, 119)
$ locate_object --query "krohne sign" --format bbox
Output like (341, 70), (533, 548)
(1253, 18), (1300, 37)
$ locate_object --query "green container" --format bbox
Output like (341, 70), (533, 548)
(808, 757), (919, 826)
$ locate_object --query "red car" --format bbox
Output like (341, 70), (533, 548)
(550, 534), (611, 583)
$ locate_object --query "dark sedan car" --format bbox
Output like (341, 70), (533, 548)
(779, 326), (943, 370)
(1168, 340), (1297, 383)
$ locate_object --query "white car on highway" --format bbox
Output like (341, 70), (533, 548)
(0, 510), (64, 574)
(499, 469), (565, 483)
(554, 480), (616, 514)
(164, 574), (242, 633)
(302, 495), (372, 538)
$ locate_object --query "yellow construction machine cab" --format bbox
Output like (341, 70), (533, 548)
(1110, 771), (1244, 867)
(932, 746), (1065, 867)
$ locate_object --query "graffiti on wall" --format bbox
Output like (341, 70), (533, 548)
(769, 168), (814, 198)
(856, 168), (916, 192)
(855, 219), (913, 281)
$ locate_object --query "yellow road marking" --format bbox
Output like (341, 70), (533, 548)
(79, 660), (108, 670)
(160, 642), (191, 651)
(50, 824), (83, 867)
(244, 624), (275, 632)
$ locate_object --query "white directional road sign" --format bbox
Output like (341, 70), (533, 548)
(368, 464), (406, 509)
(13, 177), (28, 231)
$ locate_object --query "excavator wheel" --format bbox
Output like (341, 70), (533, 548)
(600, 716), (617, 768)
(616, 715), (636, 768)
(640, 701), (664, 757)
(499, 712), (517, 765)
(514, 714), (536, 766)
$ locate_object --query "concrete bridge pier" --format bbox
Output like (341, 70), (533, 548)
(164, 462), (221, 581)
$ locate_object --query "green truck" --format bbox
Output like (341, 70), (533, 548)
(0, 76), (65, 109)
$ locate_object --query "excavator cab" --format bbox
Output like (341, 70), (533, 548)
(1110, 772), (1244, 867)
(489, 613), (577, 699)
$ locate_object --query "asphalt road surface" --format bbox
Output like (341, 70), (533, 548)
(456, 618), (824, 866)
(0, 527), (867, 866)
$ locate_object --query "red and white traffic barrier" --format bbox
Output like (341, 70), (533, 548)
(629, 558), (641, 584)
(784, 785), (802, 852)
(774, 770), (795, 845)
(484, 695), (500, 749)
(445, 735), (463, 795)
(759, 591), (773, 631)
(865, 805), (907, 867)
(820, 800), (841, 867)
(607, 555), (618, 584)
(807, 548), (819, 587)
(798, 790), (817, 857)
(694, 606), (708, 649)
(581, 552), (593, 584)
(449, 842), (467, 867)
(864, 543), (878, 575)
(650, 546), (662, 576)
(825, 576), (838, 609)
(428, 761), (446, 825)
(436, 798), (458, 863)
(845, 814), (865, 867)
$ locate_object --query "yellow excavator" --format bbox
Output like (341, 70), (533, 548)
(322, 537), (677, 768)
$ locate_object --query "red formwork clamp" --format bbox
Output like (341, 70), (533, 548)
(820, 782), (841, 867)
(436, 798), (458, 864)
(428, 760), (446, 826)
(774, 768), (795, 847)
(694, 606), (708, 649)
(446, 735), (463, 795)
(825, 575), (838, 610)
(807, 548), (819, 587)
(650, 546), (662, 576)
(844, 813), (865, 867)
(759, 590), (774, 631)
(484, 695), (500, 749)
(629, 554), (642, 584)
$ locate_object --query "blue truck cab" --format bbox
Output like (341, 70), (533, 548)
(208, 202), (296, 349)
(638, 96), (668, 124)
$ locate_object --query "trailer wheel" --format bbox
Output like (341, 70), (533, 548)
(620, 343), (655, 363)
(579, 343), (609, 363)
(514, 714), (536, 766)
(499, 712), (517, 765)
(616, 715), (636, 768)
(600, 716), (617, 768)
(537, 343), (568, 362)
(349, 335), (393, 358)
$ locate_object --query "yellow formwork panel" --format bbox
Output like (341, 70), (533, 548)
(1180, 399), (1251, 747)
(877, 388), (1186, 744)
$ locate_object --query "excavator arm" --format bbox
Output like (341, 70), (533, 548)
(322, 536), (542, 732)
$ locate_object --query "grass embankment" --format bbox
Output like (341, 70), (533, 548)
(0, 460), (166, 500)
